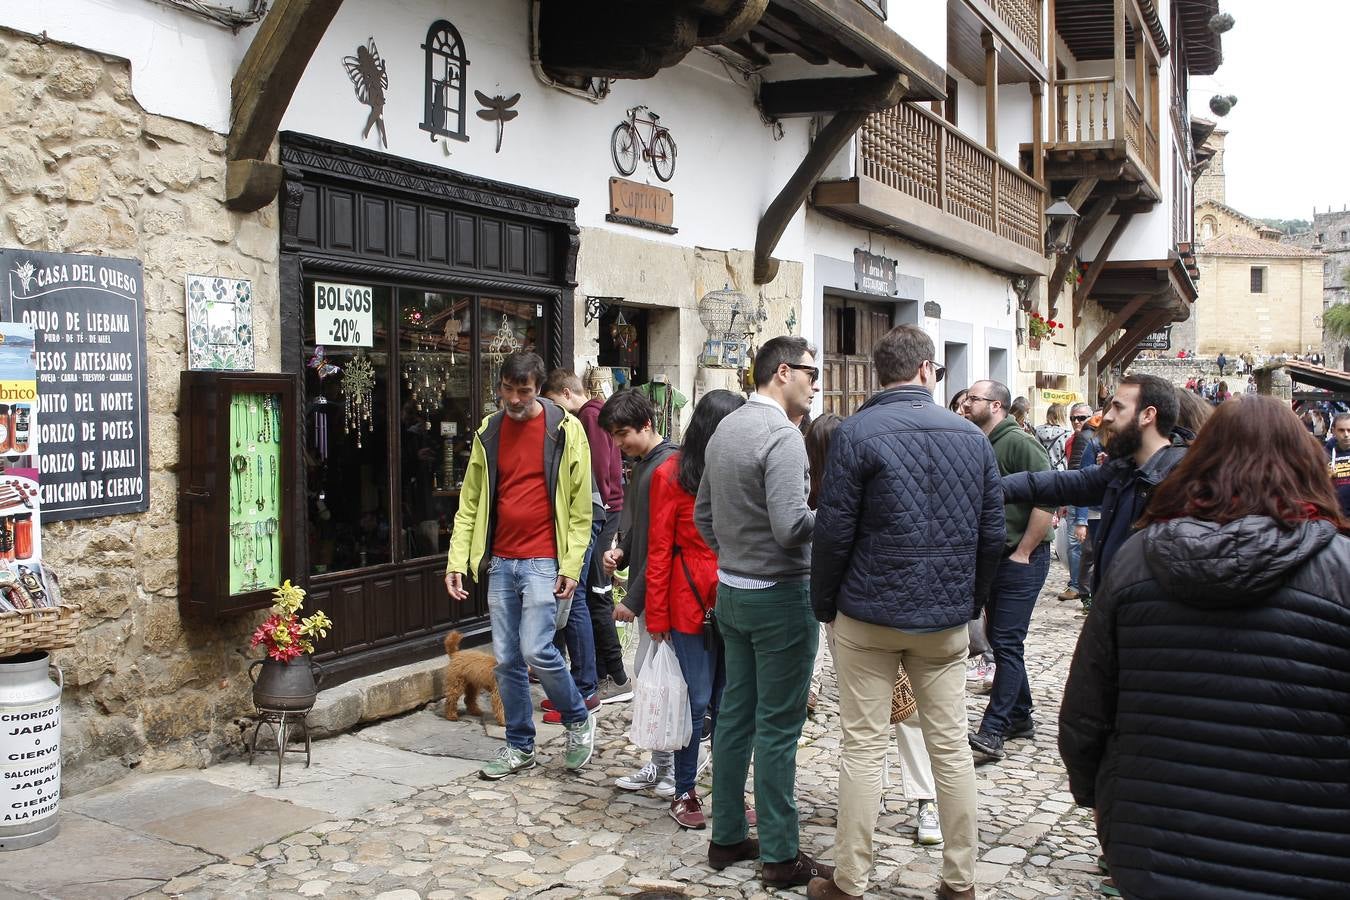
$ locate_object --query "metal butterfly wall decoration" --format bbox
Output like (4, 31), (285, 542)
(475, 90), (521, 153)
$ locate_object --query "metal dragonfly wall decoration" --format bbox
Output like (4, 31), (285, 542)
(475, 91), (521, 153)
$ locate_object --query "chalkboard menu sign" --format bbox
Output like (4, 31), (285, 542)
(0, 250), (149, 522)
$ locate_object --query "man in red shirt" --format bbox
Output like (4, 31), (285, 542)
(446, 353), (596, 780)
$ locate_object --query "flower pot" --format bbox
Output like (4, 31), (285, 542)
(1029, 334), (1042, 351)
(248, 655), (323, 711)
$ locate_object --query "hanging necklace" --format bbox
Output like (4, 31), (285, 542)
(231, 454), (247, 513)
(341, 353), (376, 448)
(255, 454), (264, 511)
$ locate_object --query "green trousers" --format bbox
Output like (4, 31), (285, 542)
(710, 580), (818, 863)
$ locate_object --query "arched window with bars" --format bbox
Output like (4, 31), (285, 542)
(420, 20), (470, 142)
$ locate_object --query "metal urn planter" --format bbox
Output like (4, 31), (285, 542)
(248, 654), (322, 710)
(247, 655), (323, 786)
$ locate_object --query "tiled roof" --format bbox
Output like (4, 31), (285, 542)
(1199, 233), (1323, 259)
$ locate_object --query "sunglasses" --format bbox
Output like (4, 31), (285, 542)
(785, 363), (819, 384)
(927, 361), (946, 383)
(1070, 415), (1089, 423)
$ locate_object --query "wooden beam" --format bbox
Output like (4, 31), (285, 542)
(983, 32), (999, 153)
(1047, 0), (1058, 134)
(1031, 81), (1044, 186)
(227, 0), (344, 211)
(230, 0), (344, 162)
(1112, 0), (1126, 147)
(1099, 307), (1171, 370)
(773, 0), (946, 99)
(1048, 193), (1114, 315)
(754, 17), (830, 64)
(1134, 25), (1146, 119)
(1077, 291), (1150, 369)
(756, 78), (906, 283)
(1074, 210), (1135, 326)
(760, 73), (912, 117)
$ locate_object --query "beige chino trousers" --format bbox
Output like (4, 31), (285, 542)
(831, 614), (977, 895)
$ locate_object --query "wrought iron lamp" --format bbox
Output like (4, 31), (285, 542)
(1045, 197), (1080, 256)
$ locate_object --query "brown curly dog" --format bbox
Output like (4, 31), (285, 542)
(442, 631), (504, 726)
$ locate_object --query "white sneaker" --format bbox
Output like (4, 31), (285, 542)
(654, 769), (677, 799)
(696, 744), (712, 777)
(616, 762), (659, 792)
(964, 658), (983, 685)
(981, 660), (996, 693)
(916, 800), (943, 846)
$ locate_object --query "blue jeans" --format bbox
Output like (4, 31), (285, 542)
(554, 514), (601, 697)
(487, 556), (588, 751)
(668, 629), (724, 796)
(979, 544), (1050, 737)
(1067, 523), (1084, 592)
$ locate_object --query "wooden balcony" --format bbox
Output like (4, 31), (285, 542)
(949, 0), (1046, 85)
(1048, 74), (1159, 194)
(814, 103), (1047, 276)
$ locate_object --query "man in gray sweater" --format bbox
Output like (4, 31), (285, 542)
(695, 335), (829, 890)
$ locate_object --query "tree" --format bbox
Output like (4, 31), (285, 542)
(1323, 303), (1350, 339)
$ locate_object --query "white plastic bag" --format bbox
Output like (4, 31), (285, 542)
(628, 641), (692, 751)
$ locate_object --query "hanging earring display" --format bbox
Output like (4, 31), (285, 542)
(342, 353), (376, 447)
(227, 391), (284, 594)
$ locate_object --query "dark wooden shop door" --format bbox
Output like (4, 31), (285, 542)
(822, 296), (893, 417)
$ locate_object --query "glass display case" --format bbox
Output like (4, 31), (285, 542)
(178, 372), (301, 616)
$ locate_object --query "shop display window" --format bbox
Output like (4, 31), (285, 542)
(302, 281), (545, 579)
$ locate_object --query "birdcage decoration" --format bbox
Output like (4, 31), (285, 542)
(697, 284), (750, 368)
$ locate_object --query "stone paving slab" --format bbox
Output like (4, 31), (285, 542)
(0, 812), (214, 900)
(65, 770), (332, 858)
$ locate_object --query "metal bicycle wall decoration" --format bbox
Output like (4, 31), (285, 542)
(611, 105), (677, 182)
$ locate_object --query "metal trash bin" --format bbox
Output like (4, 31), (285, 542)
(0, 651), (61, 850)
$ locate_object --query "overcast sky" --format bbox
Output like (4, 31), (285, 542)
(1189, 0), (1347, 222)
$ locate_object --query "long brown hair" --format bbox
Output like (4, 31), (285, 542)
(1140, 394), (1350, 533)
(805, 413), (843, 510)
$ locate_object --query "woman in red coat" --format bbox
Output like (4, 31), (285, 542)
(645, 389), (745, 829)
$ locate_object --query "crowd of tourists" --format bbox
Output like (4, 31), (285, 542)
(443, 334), (1350, 899)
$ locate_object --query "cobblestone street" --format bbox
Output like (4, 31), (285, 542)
(149, 561), (1102, 900)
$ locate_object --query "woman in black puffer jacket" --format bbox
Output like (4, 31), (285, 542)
(1059, 394), (1350, 900)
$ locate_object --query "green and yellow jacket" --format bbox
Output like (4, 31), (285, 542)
(446, 398), (593, 583)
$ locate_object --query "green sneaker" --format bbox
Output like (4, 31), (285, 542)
(564, 713), (596, 770)
(480, 745), (536, 780)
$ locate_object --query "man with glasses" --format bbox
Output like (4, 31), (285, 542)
(962, 381), (1054, 764)
(695, 335), (829, 890)
(807, 326), (1003, 900)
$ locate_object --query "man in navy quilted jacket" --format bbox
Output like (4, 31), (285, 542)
(807, 325), (1005, 900)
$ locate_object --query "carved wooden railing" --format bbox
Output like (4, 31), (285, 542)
(1056, 76), (1115, 142)
(860, 102), (1044, 255)
(993, 0), (1042, 61)
(1055, 76), (1159, 182)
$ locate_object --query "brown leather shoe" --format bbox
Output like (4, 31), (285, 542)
(763, 852), (834, 889)
(936, 882), (975, 899)
(807, 876), (862, 899)
(707, 837), (758, 871)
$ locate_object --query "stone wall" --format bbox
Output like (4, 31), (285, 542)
(0, 28), (281, 792)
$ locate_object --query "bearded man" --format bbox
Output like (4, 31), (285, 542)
(1000, 374), (1187, 597)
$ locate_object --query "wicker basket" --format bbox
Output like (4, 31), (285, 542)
(0, 605), (81, 658)
(889, 665), (918, 724)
